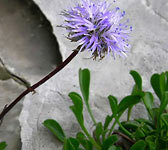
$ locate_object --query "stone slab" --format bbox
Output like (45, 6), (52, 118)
(0, 0), (62, 149)
(19, 0), (168, 150)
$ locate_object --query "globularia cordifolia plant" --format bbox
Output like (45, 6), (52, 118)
(0, 0), (132, 122)
(44, 69), (168, 150)
(0, 0), (132, 149)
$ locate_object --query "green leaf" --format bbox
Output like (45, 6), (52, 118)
(69, 92), (84, 127)
(79, 69), (96, 124)
(160, 72), (166, 90)
(94, 122), (103, 140)
(165, 72), (168, 91)
(160, 92), (168, 115)
(76, 132), (86, 140)
(151, 73), (162, 100)
(161, 113), (168, 126)
(108, 145), (122, 150)
(143, 92), (154, 110)
(0, 142), (7, 150)
(76, 132), (93, 150)
(130, 140), (146, 150)
(134, 128), (145, 140)
(128, 71), (143, 121)
(108, 95), (118, 116)
(104, 115), (113, 130)
(68, 138), (80, 149)
(79, 68), (90, 105)
(135, 118), (155, 129)
(130, 70), (142, 91)
(156, 138), (168, 150)
(63, 138), (76, 150)
(121, 120), (139, 132)
(145, 136), (156, 150)
(102, 135), (118, 150)
(118, 95), (141, 116)
(150, 72), (168, 102)
(43, 119), (65, 142)
(143, 92), (154, 118)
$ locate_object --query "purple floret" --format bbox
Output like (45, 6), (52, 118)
(61, 0), (132, 59)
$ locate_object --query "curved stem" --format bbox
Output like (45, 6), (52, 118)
(116, 118), (134, 139)
(0, 50), (79, 122)
(108, 120), (117, 136)
(127, 106), (133, 121)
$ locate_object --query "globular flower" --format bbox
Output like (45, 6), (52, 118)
(61, 0), (132, 59)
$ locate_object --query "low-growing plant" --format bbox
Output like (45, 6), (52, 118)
(44, 68), (168, 150)
(119, 71), (168, 150)
(0, 1), (133, 149)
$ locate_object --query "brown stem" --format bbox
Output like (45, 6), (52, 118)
(0, 50), (78, 122)
(113, 131), (135, 144)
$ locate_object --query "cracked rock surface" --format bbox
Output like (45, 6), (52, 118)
(0, 0), (61, 149)
(19, 0), (168, 150)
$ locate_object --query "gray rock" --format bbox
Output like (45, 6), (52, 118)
(0, 0), (61, 149)
(0, 80), (24, 150)
(19, 0), (168, 150)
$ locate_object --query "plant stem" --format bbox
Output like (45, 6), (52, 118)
(127, 106), (133, 121)
(113, 131), (135, 144)
(0, 50), (79, 122)
(116, 117), (134, 139)
(81, 125), (101, 150)
(108, 120), (117, 136)
(87, 104), (97, 125)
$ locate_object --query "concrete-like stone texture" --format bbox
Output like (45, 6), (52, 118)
(0, 0), (62, 82)
(0, 80), (23, 150)
(18, 0), (168, 150)
(0, 0), (61, 149)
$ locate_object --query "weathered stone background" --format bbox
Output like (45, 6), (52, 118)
(0, 0), (168, 149)
(0, 0), (61, 149)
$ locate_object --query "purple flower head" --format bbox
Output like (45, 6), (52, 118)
(62, 0), (132, 59)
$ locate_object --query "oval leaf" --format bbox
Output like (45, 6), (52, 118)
(160, 73), (166, 91)
(130, 70), (142, 90)
(94, 122), (103, 142)
(143, 92), (154, 118)
(108, 95), (118, 116)
(104, 115), (113, 130)
(79, 68), (90, 105)
(118, 95), (141, 116)
(134, 128), (145, 140)
(69, 92), (84, 126)
(160, 92), (168, 115)
(130, 140), (146, 150)
(151, 73), (162, 100)
(43, 119), (65, 142)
